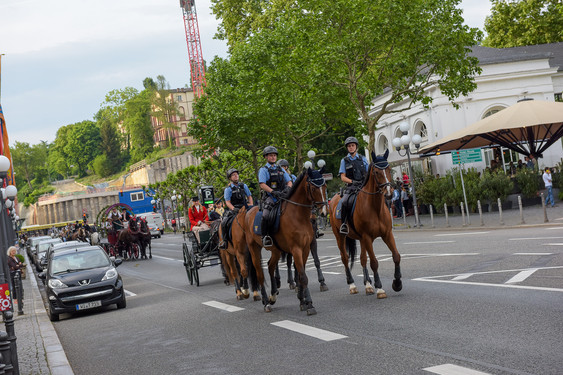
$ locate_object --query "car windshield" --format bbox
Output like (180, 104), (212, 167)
(38, 241), (60, 252)
(51, 249), (110, 274)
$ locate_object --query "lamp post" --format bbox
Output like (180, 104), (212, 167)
(171, 191), (178, 230)
(392, 121), (422, 228)
(0, 154), (20, 374)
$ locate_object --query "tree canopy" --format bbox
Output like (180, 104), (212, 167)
(483, 0), (563, 48)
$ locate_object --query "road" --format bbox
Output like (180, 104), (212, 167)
(45, 227), (563, 375)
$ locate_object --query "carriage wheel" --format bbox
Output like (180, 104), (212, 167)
(189, 249), (200, 287)
(130, 243), (140, 260)
(183, 243), (194, 285)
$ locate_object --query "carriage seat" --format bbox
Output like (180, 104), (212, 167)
(186, 229), (211, 252)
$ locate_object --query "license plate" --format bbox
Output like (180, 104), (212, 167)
(76, 300), (102, 311)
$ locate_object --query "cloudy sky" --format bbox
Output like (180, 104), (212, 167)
(0, 0), (492, 146)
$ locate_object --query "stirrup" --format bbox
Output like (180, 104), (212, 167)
(339, 223), (349, 235)
(262, 235), (273, 248)
(316, 230), (324, 238)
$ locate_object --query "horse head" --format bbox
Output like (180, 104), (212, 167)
(370, 150), (393, 199)
(128, 217), (139, 233)
(306, 164), (328, 215)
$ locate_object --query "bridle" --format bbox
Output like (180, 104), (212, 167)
(359, 160), (392, 196)
(282, 173), (328, 208)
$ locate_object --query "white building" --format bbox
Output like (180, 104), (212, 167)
(369, 42), (563, 177)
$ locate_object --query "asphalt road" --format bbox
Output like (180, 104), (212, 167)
(47, 227), (563, 375)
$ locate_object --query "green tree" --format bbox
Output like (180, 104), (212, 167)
(11, 141), (45, 189)
(482, 0), (563, 48)
(123, 89), (154, 161)
(62, 121), (102, 177)
(151, 75), (181, 149)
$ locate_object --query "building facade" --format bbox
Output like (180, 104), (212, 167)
(152, 88), (199, 148)
(369, 42), (563, 177)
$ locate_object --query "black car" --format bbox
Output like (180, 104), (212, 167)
(39, 246), (126, 321)
(32, 238), (62, 271)
(39, 241), (91, 272)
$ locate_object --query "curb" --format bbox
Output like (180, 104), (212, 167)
(27, 262), (75, 375)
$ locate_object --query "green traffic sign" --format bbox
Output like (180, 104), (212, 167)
(451, 148), (483, 164)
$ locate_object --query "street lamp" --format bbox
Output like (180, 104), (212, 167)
(171, 191), (178, 231)
(392, 121), (422, 227)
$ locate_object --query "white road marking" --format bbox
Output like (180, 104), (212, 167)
(202, 301), (244, 312)
(509, 236), (563, 241)
(434, 232), (489, 237)
(322, 271), (342, 275)
(513, 252), (553, 255)
(151, 255), (184, 263)
(403, 241), (456, 245)
(545, 226), (563, 230)
(423, 363), (491, 375)
(124, 289), (136, 297)
(452, 274), (473, 281)
(544, 243), (563, 246)
(271, 320), (347, 341)
(505, 269), (538, 284)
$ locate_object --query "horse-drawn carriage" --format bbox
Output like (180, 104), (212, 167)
(182, 222), (222, 286)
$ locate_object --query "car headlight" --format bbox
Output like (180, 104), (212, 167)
(48, 279), (68, 289)
(102, 267), (118, 281)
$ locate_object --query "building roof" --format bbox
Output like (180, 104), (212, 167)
(471, 42), (563, 71)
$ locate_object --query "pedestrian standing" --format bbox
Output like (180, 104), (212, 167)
(543, 167), (556, 207)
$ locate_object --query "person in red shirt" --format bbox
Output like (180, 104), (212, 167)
(402, 172), (410, 186)
(188, 196), (209, 242)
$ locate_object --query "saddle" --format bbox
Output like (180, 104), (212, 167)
(253, 203), (282, 236)
(335, 187), (360, 221)
(221, 210), (238, 246)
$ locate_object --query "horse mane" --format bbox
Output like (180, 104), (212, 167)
(285, 171), (306, 199)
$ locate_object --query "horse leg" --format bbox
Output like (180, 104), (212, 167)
(310, 236), (328, 292)
(234, 252), (250, 299)
(358, 237), (376, 295)
(294, 250), (315, 315)
(248, 243), (269, 309)
(267, 250), (281, 305)
(363, 236), (387, 298)
(286, 253), (296, 290)
(338, 235), (357, 294)
(382, 231), (402, 292)
(274, 264), (281, 289)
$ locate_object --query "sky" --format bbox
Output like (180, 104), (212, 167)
(0, 0), (493, 146)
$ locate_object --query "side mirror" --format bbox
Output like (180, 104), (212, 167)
(38, 272), (46, 280)
(114, 258), (123, 267)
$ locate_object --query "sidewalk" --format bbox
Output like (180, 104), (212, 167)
(10, 203), (563, 375)
(391, 202), (563, 231)
(11, 254), (74, 375)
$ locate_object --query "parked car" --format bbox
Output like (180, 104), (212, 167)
(39, 241), (91, 272)
(136, 212), (164, 238)
(26, 235), (51, 258)
(38, 246), (126, 321)
(32, 238), (62, 270)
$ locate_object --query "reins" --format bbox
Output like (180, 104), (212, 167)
(358, 163), (391, 196)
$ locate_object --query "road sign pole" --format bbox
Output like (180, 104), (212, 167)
(459, 165), (471, 225)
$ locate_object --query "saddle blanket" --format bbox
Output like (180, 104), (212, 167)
(335, 194), (358, 220)
(252, 207), (281, 236)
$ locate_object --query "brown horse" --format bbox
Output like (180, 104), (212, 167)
(138, 218), (152, 259)
(328, 150), (402, 297)
(244, 166), (327, 315)
(219, 207), (260, 301)
(117, 218), (141, 260)
(69, 227), (87, 242)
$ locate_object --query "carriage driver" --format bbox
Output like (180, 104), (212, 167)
(258, 146), (293, 248)
(218, 168), (254, 249)
(338, 136), (369, 234)
(107, 207), (123, 231)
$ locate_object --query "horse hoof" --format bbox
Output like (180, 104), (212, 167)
(264, 304), (273, 313)
(307, 307), (317, 316)
(366, 287), (375, 295)
(392, 279), (403, 292)
(376, 289), (387, 299)
(269, 296), (277, 305)
(253, 295), (261, 302)
(300, 304), (307, 311)
(289, 282), (296, 290)
(319, 284), (328, 292)
(149, 255), (152, 259)
(236, 294), (244, 301)
(350, 287), (358, 294)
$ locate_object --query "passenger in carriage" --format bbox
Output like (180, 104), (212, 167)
(258, 146), (292, 248)
(188, 196), (209, 243)
(219, 168), (254, 249)
(338, 136), (369, 234)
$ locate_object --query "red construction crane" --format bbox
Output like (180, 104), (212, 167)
(179, 0), (207, 98)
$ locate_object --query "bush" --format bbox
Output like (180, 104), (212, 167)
(416, 174), (453, 212)
(480, 169), (513, 202)
(514, 168), (541, 198)
(15, 254), (25, 263)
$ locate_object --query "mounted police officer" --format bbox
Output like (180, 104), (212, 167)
(219, 168), (254, 249)
(278, 159), (297, 183)
(338, 136), (369, 234)
(258, 146), (292, 247)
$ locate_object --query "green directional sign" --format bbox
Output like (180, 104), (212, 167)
(451, 148), (483, 164)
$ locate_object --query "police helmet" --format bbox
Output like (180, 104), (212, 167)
(345, 136), (359, 147)
(226, 168), (239, 179)
(278, 159), (289, 168)
(263, 145), (278, 156)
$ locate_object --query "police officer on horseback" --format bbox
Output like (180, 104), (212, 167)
(219, 168), (254, 249)
(338, 136), (369, 234)
(278, 159), (297, 183)
(258, 146), (292, 247)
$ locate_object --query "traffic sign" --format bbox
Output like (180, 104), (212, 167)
(200, 186), (215, 205)
(451, 148), (483, 164)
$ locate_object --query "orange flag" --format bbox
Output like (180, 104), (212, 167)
(0, 104), (14, 187)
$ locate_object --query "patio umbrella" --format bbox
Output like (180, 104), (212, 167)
(418, 99), (563, 158)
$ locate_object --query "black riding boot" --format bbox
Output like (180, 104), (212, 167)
(261, 209), (273, 248)
(219, 216), (229, 250)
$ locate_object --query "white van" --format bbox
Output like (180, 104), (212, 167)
(137, 212), (164, 238)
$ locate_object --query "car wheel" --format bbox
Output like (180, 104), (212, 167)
(48, 305), (59, 322)
(117, 290), (126, 309)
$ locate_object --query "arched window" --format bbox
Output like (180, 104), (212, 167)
(483, 106), (506, 119)
(413, 121), (428, 141)
(179, 107), (186, 120)
(377, 135), (388, 154)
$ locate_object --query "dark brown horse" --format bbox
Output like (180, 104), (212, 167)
(219, 207), (260, 301)
(244, 167), (327, 315)
(117, 218), (141, 260)
(69, 227), (87, 242)
(328, 150), (402, 297)
(138, 218), (152, 259)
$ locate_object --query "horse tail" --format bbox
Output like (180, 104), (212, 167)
(246, 249), (259, 292)
(346, 237), (356, 269)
